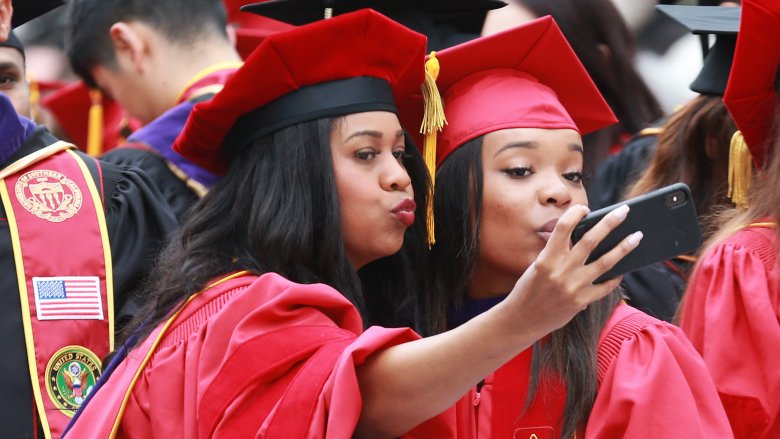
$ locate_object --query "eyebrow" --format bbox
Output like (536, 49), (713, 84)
(494, 141), (538, 157)
(345, 129), (404, 142)
(494, 141), (584, 157)
(0, 62), (21, 71)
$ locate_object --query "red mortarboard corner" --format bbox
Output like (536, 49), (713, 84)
(400, 15), (616, 165)
(223, 0), (295, 60)
(723, 0), (780, 169)
(42, 81), (140, 155)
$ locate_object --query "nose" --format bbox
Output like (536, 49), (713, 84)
(381, 154), (412, 192)
(537, 172), (572, 207)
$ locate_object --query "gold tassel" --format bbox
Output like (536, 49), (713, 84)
(727, 130), (752, 209)
(28, 74), (41, 122)
(87, 89), (104, 156)
(419, 51), (448, 247)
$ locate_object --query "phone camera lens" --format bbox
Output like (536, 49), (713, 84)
(665, 191), (686, 207)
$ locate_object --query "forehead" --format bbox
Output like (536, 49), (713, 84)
(0, 46), (24, 68)
(483, 127), (583, 153)
(333, 111), (403, 134)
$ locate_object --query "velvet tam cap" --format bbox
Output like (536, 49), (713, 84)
(173, 9), (427, 174)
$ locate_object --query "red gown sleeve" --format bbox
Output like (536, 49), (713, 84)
(679, 229), (780, 438)
(117, 273), (454, 438)
(585, 318), (733, 438)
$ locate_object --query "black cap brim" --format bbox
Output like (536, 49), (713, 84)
(656, 4), (740, 35)
(657, 4), (741, 95)
(11, 0), (64, 28)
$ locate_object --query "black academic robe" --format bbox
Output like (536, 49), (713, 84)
(0, 127), (179, 437)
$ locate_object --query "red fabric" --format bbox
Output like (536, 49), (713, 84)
(176, 67), (241, 104)
(587, 304), (732, 438)
(399, 16), (616, 164)
(723, 0), (780, 168)
(65, 273), (455, 438)
(457, 303), (732, 438)
(173, 9), (426, 174)
(41, 81), (139, 153)
(223, 0), (295, 59)
(680, 225), (780, 438)
(3, 149), (111, 437)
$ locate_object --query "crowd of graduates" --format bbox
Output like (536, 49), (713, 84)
(0, 0), (777, 437)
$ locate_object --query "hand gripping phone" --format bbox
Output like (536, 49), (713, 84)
(571, 183), (702, 283)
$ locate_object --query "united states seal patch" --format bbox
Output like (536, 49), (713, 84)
(45, 346), (102, 416)
(14, 169), (82, 222)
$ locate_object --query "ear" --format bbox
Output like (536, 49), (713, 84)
(0, 0), (11, 41)
(597, 43), (612, 64)
(108, 22), (147, 73)
(226, 24), (237, 48)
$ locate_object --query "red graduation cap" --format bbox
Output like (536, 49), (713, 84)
(402, 15), (616, 166)
(723, 0), (780, 170)
(173, 9), (427, 175)
(41, 81), (140, 155)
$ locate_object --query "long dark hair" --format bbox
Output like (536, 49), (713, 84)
(122, 117), (431, 346)
(626, 95), (736, 241)
(426, 136), (621, 439)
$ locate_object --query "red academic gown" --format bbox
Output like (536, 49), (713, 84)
(64, 272), (456, 438)
(455, 303), (732, 438)
(680, 224), (780, 438)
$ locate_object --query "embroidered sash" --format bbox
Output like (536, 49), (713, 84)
(0, 144), (113, 439)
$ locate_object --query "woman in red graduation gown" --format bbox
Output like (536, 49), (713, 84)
(61, 9), (641, 439)
(423, 17), (733, 438)
(679, 0), (780, 437)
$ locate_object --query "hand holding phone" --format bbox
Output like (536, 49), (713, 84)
(571, 183), (702, 283)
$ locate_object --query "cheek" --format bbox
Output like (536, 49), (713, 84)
(572, 187), (588, 206)
(479, 191), (528, 251)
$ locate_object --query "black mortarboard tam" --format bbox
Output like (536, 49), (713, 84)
(10, 0), (64, 28)
(240, 0), (506, 50)
(657, 4), (740, 96)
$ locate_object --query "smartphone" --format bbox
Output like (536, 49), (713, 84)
(571, 183), (702, 283)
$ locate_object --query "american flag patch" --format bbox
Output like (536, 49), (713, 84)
(32, 276), (104, 321)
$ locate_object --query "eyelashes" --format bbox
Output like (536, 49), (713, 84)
(502, 166), (586, 184)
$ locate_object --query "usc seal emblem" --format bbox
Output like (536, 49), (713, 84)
(14, 169), (83, 222)
(45, 346), (102, 416)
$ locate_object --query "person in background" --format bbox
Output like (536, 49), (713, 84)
(591, 4), (740, 322)
(63, 10), (639, 438)
(65, 0), (244, 218)
(480, 0), (663, 183)
(679, 0), (780, 436)
(0, 30), (30, 116)
(424, 16), (732, 438)
(0, 0), (179, 437)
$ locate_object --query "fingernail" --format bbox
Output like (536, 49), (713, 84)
(612, 204), (629, 220)
(627, 231), (643, 246)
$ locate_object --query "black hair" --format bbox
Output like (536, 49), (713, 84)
(123, 117), (431, 346)
(426, 136), (622, 439)
(64, 0), (229, 88)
